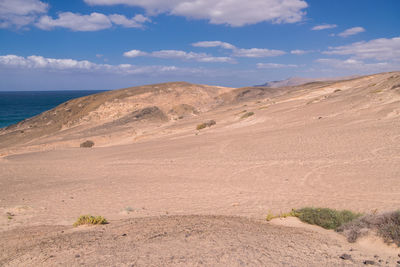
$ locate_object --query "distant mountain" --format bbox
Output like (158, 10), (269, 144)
(256, 76), (359, 88)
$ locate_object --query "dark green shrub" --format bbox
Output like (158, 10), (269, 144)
(294, 207), (362, 230)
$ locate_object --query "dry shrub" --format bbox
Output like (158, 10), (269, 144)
(196, 120), (216, 130)
(73, 215), (108, 227)
(80, 140), (94, 148)
(337, 210), (400, 246)
(241, 112), (254, 119)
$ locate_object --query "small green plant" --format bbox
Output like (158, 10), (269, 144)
(266, 209), (299, 221)
(266, 211), (275, 221)
(241, 112), (254, 119)
(73, 215), (108, 227)
(294, 207), (362, 230)
(6, 212), (14, 220)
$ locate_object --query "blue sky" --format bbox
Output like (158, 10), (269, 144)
(0, 0), (399, 91)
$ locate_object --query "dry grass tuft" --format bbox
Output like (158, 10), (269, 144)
(196, 120), (216, 130)
(73, 215), (108, 227)
(240, 112), (254, 119)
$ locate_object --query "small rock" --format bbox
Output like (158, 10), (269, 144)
(340, 254), (352, 260)
(122, 233), (127, 236)
(374, 255), (379, 258)
(75, 254), (80, 258)
(397, 260), (400, 264)
(363, 260), (375, 265)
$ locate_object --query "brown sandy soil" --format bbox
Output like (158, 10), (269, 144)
(1, 216), (399, 266)
(0, 72), (400, 265)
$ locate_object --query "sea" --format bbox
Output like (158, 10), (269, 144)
(0, 90), (105, 129)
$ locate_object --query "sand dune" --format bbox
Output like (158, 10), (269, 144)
(0, 71), (400, 265)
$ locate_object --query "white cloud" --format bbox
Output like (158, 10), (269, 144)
(257, 63), (298, 69)
(36, 12), (150, 31)
(84, 0), (308, 27)
(323, 37), (400, 61)
(337, 26), (365, 37)
(311, 24), (337, 31)
(123, 49), (148, 57)
(192, 41), (236, 50)
(150, 50), (234, 63)
(192, 40), (285, 58)
(233, 48), (285, 58)
(0, 0), (48, 28)
(315, 58), (398, 72)
(123, 49), (234, 63)
(0, 54), (199, 75)
(108, 14), (150, 28)
(36, 12), (112, 31)
(291, 49), (309, 55)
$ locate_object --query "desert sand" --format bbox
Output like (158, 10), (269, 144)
(1, 72), (400, 266)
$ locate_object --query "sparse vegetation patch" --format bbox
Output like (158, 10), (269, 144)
(196, 120), (216, 130)
(294, 207), (362, 230)
(391, 84), (400, 90)
(240, 112), (254, 119)
(337, 210), (400, 246)
(73, 215), (108, 226)
(80, 140), (94, 148)
(266, 207), (362, 230)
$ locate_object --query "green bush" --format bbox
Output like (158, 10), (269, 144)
(294, 207), (362, 230)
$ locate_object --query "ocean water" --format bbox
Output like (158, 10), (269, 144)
(0, 90), (105, 129)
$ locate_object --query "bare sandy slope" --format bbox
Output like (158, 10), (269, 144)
(1, 216), (399, 266)
(0, 72), (400, 266)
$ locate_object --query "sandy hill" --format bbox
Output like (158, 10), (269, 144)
(257, 75), (360, 88)
(1, 72), (399, 156)
(0, 80), (309, 154)
(0, 71), (400, 266)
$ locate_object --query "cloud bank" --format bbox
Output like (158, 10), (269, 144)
(84, 0), (308, 26)
(36, 12), (150, 31)
(0, 54), (197, 75)
(0, 0), (48, 28)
